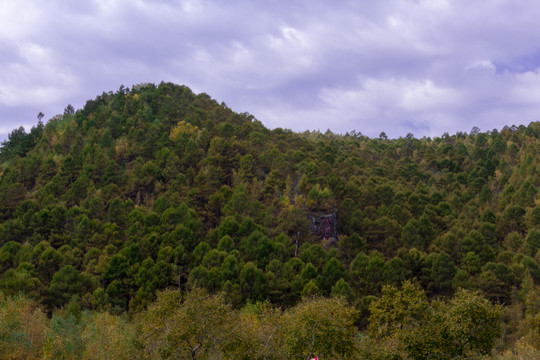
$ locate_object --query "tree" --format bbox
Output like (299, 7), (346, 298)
(0, 294), (48, 359)
(80, 311), (139, 360)
(48, 265), (89, 308)
(37, 247), (64, 283)
(0, 263), (44, 299)
(227, 302), (285, 360)
(239, 262), (266, 302)
(427, 252), (457, 296)
(138, 288), (233, 359)
(369, 281), (428, 339)
(331, 278), (354, 302)
(301, 279), (321, 297)
(368, 282), (502, 360)
(500, 205), (526, 235)
(0, 241), (21, 273)
(282, 296), (357, 360)
(319, 257), (348, 294)
(43, 314), (84, 359)
(64, 104), (75, 116)
(403, 289), (502, 359)
(350, 251), (387, 295)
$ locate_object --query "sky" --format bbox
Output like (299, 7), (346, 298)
(2, 0), (540, 141)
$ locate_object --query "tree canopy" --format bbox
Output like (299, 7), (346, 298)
(0, 82), (538, 358)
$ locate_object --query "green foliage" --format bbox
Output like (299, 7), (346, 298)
(369, 280), (428, 339)
(367, 282), (503, 359)
(138, 288), (233, 359)
(282, 296), (358, 359)
(0, 83), (539, 356)
(0, 293), (48, 359)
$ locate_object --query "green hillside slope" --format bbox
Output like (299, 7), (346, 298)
(0, 82), (538, 357)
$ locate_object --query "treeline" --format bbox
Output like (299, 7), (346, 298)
(0, 283), (510, 359)
(0, 121), (44, 162)
(0, 82), (539, 354)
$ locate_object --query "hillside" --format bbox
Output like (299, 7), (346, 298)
(0, 82), (539, 357)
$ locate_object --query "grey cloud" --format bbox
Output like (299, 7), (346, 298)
(2, 0), (540, 142)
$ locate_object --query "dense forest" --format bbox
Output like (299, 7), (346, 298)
(0, 82), (538, 359)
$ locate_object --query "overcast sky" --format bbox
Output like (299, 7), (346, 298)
(2, 0), (540, 141)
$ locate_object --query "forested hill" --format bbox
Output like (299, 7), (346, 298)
(0, 83), (538, 347)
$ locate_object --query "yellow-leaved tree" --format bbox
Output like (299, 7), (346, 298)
(0, 293), (48, 360)
(282, 296), (358, 360)
(365, 281), (502, 359)
(138, 288), (233, 360)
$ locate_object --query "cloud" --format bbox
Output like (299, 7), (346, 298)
(466, 61), (497, 72)
(2, 0), (540, 141)
(271, 77), (462, 137)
